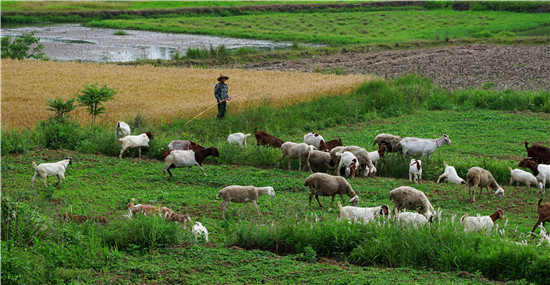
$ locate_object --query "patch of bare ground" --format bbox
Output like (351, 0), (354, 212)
(236, 44), (550, 91)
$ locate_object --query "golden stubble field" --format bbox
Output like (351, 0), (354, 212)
(1, 59), (371, 129)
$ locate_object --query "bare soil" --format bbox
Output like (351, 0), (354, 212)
(237, 44), (550, 91)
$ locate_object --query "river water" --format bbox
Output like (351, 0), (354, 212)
(1, 24), (293, 62)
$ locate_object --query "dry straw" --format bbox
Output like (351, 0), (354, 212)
(1, 59), (371, 129)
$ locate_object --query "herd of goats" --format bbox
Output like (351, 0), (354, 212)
(28, 121), (550, 241)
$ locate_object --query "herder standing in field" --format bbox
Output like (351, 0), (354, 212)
(214, 74), (230, 120)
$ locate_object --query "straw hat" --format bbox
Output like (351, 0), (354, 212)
(217, 74), (229, 81)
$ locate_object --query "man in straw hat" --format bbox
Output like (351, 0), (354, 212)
(214, 74), (230, 120)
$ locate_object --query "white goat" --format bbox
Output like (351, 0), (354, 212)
(117, 131), (154, 158)
(367, 143), (387, 166)
(389, 186), (435, 222)
(436, 161), (465, 184)
(396, 212), (430, 228)
(303, 132), (328, 151)
(216, 185), (275, 219)
(192, 222), (209, 243)
(337, 201), (389, 224)
(518, 159), (550, 195)
(277, 142), (315, 171)
(409, 159), (422, 184)
(115, 121), (131, 139)
(336, 151), (358, 178)
(31, 157), (72, 188)
(509, 167), (539, 188)
(466, 167), (505, 202)
(330, 146), (376, 177)
(398, 134), (452, 159)
(227, 133), (251, 149)
(461, 209), (504, 232)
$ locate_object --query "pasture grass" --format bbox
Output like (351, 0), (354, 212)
(87, 9), (550, 46)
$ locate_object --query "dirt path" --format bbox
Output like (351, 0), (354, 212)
(237, 44), (550, 91)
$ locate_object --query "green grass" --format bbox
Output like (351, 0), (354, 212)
(87, 9), (550, 46)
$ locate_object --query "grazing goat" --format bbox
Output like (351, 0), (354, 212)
(303, 132), (328, 152)
(398, 134), (451, 159)
(372, 133), (403, 153)
(525, 141), (550, 164)
(509, 167), (539, 188)
(330, 146), (376, 177)
(127, 198), (191, 225)
(336, 151), (358, 178)
(168, 140), (206, 151)
(163, 147), (219, 177)
(227, 133), (251, 149)
(216, 186), (275, 219)
(461, 209), (504, 232)
(118, 131), (154, 158)
(304, 173), (359, 208)
(389, 186), (435, 222)
(307, 150), (335, 173)
(436, 161), (465, 185)
(277, 142), (315, 171)
(325, 138), (343, 151)
(57, 213), (109, 225)
(254, 127), (284, 148)
(396, 212), (431, 228)
(337, 201), (389, 224)
(367, 143), (387, 166)
(466, 167), (505, 202)
(115, 121), (131, 139)
(531, 198), (550, 234)
(409, 159), (422, 184)
(31, 157), (72, 188)
(518, 158), (550, 194)
(192, 222), (209, 243)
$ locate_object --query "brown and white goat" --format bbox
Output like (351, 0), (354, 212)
(163, 147), (220, 177)
(518, 158), (550, 193)
(118, 131), (154, 158)
(127, 198), (191, 225)
(254, 127), (284, 148)
(532, 198), (550, 234)
(525, 142), (550, 164)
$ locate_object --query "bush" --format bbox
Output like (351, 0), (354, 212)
(1, 30), (47, 60)
(37, 118), (84, 150)
(1, 196), (50, 246)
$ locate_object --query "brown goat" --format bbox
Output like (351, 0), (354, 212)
(254, 127), (284, 148)
(127, 199), (191, 225)
(532, 198), (550, 234)
(525, 142), (550, 164)
(325, 138), (343, 151)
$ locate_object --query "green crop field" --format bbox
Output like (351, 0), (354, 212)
(88, 9), (550, 46)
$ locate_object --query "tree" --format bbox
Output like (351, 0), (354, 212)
(1, 31), (47, 60)
(46, 97), (76, 119)
(75, 84), (117, 125)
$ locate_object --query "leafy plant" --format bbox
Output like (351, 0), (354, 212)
(113, 30), (129, 36)
(46, 97), (76, 119)
(75, 83), (117, 125)
(1, 30), (47, 60)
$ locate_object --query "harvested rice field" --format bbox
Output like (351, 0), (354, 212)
(1, 59), (370, 129)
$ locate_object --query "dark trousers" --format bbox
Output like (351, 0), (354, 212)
(217, 100), (226, 120)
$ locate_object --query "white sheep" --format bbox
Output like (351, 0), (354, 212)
(277, 142), (315, 171)
(192, 221), (209, 243)
(227, 133), (251, 149)
(461, 209), (504, 232)
(163, 147), (219, 177)
(31, 157), (72, 188)
(216, 186), (275, 219)
(115, 121), (131, 139)
(304, 173), (359, 208)
(398, 134), (451, 159)
(396, 212), (430, 228)
(337, 201), (389, 224)
(436, 161), (465, 184)
(303, 132), (328, 151)
(330, 146), (376, 177)
(117, 131), (154, 158)
(307, 150), (334, 173)
(372, 133), (403, 153)
(336, 151), (358, 178)
(509, 167), (539, 188)
(409, 159), (422, 184)
(466, 167), (505, 202)
(389, 186), (435, 222)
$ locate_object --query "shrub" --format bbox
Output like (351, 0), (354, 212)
(1, 196), (50, 246)
(75, 83), (117, 125)
(1, 30), (47, 60)
(37, 118), (84, 150)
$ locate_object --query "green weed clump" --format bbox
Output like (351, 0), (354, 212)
(231, 218), (550, 283)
